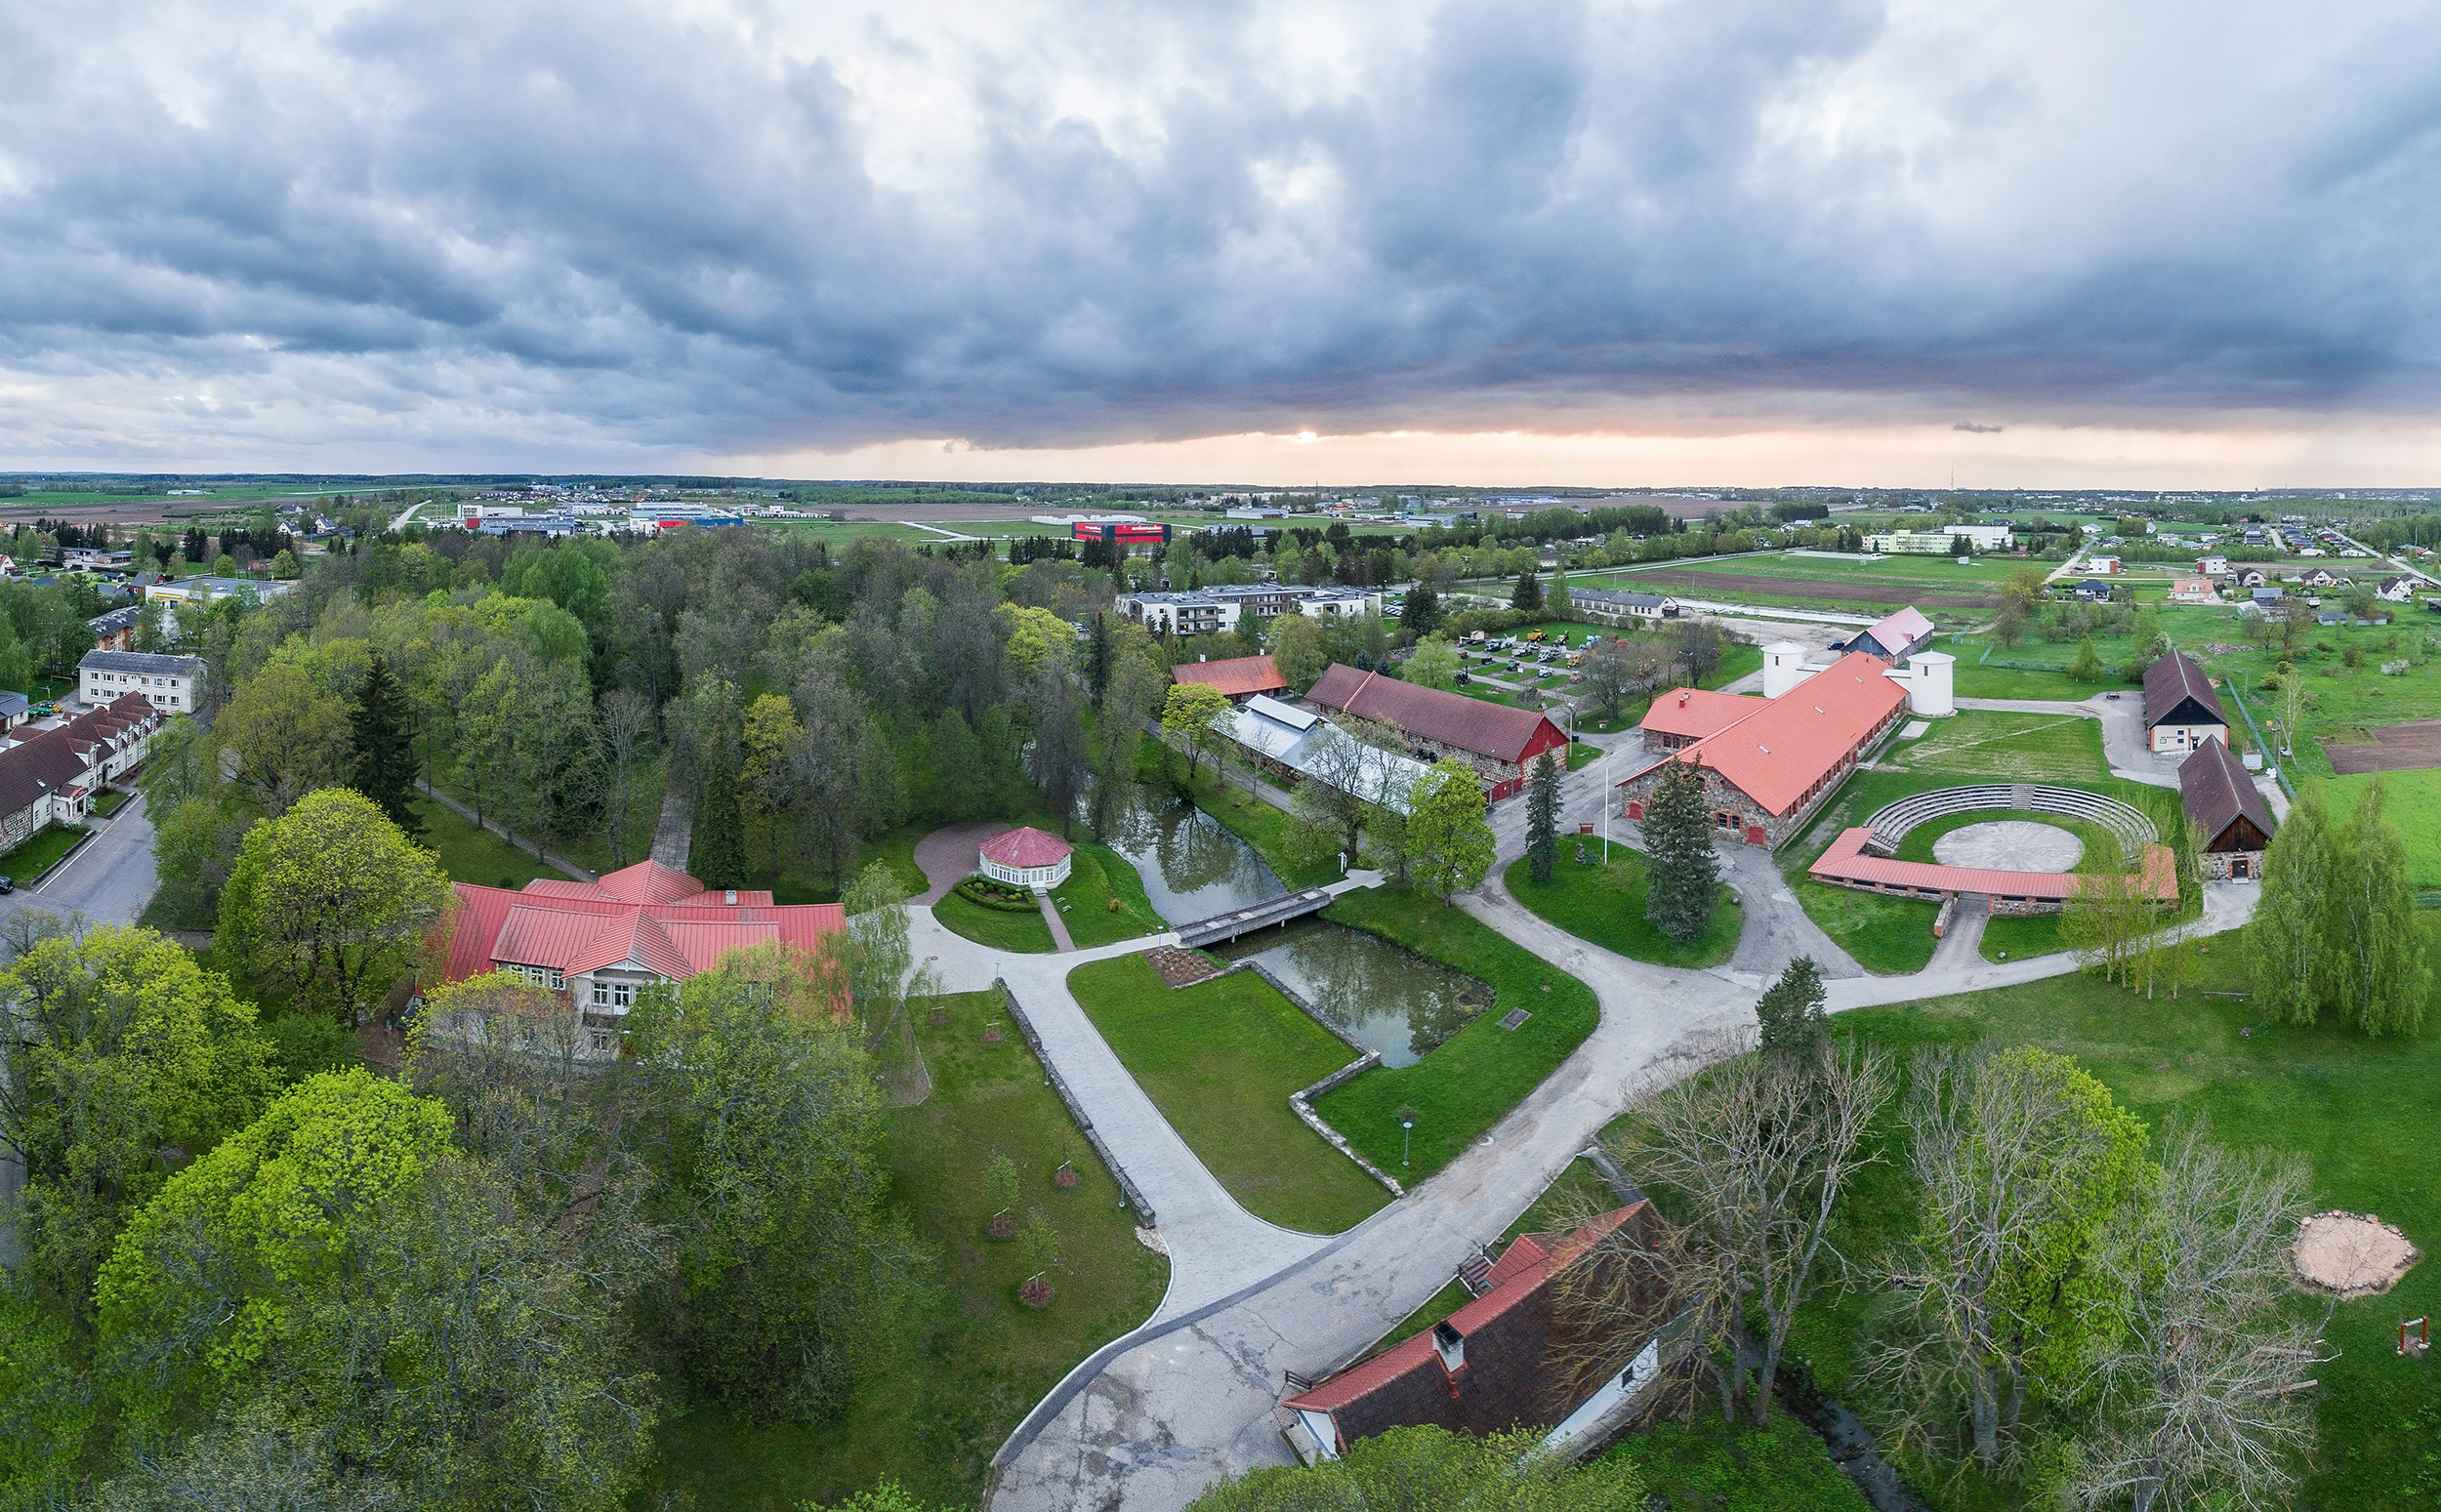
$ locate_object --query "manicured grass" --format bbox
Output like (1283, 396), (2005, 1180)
(1977, 909), (2066, 963)
(1310, 885), (1600, 1181)
(1782, 927), (2441, 1512)
(1050, 842), (1167, 949)
(407, 797), (559, 889)
(1068, 953), (1392, 1234)
(1879, 710), (2117, 784)
(0, 823), (86, 882)
(641, 991), (1169, 1511)
(1501, 850), (1742, 969)
(1786, 873), (1941, 976)
(89, 789), (130, 818)
(1565, 742), (1602, 771)
(1950, 661), (2118, 701)
(931, 888), (1057, 953)
(1596, 1411), (1870, 1512)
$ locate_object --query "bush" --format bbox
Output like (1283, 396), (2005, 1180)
(954, 876), (1040, 912)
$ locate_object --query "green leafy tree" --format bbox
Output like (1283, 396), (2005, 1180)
(1640, 757), (1719, 948)
(1267, 613), (1328, 691)
(217, 661), (353, 816)
(1160, 680), (1234, 784)
(0, 924), (275, 1309)
(0, 1279), (92, 1506)
(1405, 758), (1495, 902)
(1510, 569), (1544, 613)
(349, 652), (420, 836)
(1399, 582), (1442, 639)
(217, 789), (452, 1024)
(2317, 780), (2430, 1036)
(1524, 751), (1561, 884)
(688, 702), (749, 889)
(2068, 635), (2104, 683)
(1401, 633), (1461, 691)
(1186, 1425), (1646, 1511)
(1755, 955), (1826, 1054)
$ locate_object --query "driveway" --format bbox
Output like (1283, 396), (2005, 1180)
(14, 791), (160, 927)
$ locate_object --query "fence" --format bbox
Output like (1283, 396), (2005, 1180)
(2218, 679), (2297, 801)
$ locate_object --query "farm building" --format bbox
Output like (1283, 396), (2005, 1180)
(1847, 605), (1936, 663)
(2142, 650), (2229, 755)
(1304, 665), (1568, 800)
(1638, 687), (1759, 753)
(439, 860), (846, 1059)
(1172, 654), (1289, 703)
(1225, 695), (1430, 811)
(2178, 739), (2275, 881)
(1618, 651), (1912, 850)
(1566, 587), (1677, 623)
(1281, 1204), (1671, 1464)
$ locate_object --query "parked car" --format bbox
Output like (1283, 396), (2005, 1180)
(0, 878), (16, 895)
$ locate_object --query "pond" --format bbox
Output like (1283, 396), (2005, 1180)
(1096, 781), (1491, 1068)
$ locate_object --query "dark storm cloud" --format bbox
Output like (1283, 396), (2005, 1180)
(4, 0), (2441, 462)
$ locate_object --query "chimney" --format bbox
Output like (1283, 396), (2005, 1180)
(1431, 1321), (1466, 1375)
(724, 889), (737, 906)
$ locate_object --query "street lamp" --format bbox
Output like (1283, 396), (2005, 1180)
(1398, 1105), (1418, 1166)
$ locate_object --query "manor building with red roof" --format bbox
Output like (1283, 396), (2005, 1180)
(1171, 654), (1290, 704)
(1305, 663), (1568, 799)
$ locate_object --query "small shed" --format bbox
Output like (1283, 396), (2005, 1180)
(979, 827), (1073, 889)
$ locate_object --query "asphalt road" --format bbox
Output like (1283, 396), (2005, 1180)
(12, 792), (160, 928)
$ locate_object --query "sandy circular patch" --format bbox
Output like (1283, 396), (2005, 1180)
(2290, 1211), (2420, 1298)
(1932, 820), (2085, 873)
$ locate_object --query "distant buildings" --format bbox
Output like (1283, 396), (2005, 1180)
(1565, 587), (1677, 623)
(1863, 524), (2011, 554)
(1115, 586), (1383, 636)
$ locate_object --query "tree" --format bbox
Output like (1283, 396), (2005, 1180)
(512, 662), (600, 864)
(843, 861), (919, 1032)
(1401, 634), (1461, 691)
(349, 653), (420, 836)
(596, 688), (655, 871)
(1578, 635), (1661, 724)
(1186, 1425), (1646, 1512)
(1161, 680), (1234, 784)
(2069, 635), (2104, 683)
(1524, 751), (1561, 884)
(269, 549), (301, 580)
(2317, 780), (2429, 1037)
(0, 924), (275, 1309)
(1671, 617), (1726, 683)
(1868, 1045), (2151, 1473)
(2248, 790), (2330, 1024)
(688, 705), (749, 890)
(1602, 1036), (1892, 1425)
(217, 662), (352, 816)
(740, 692), (803, 872)
(1399, 582), (1442, 639)
(1290, 718), (1404, 874)
(1754, 956), (1826, 1054)
(1405, 758), (1495, 901)
(454, 656), (517, 830)
(1021, 663), (1091, 836)
(217, 789), (452, 1025)
(1089, 625), (1166, 833)
(2069, 1123), (2327, 1512)
(622, 970), (916, 1420)
(88, 1403), (407, 1511)
(1640, 757), (1719, 948)
(1268, 613), (1328, 691)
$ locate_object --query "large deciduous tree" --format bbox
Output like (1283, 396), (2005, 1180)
(217, 662), (352, 816)
(1401, 634), (1461, 691)
(1640, 757), (1719, 947)
(688, 699), (749, 890)
(217, 789), (451, 1024)
(2249, 783), (2429, 1035)
(1267, 613), (1328, 691)
(1160, 680), (1233, 784)
(596, 687), (656, 871)
(1405, 758), (1495, 901)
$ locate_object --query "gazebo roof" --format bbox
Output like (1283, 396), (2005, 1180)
(980, 826), (1073, 868)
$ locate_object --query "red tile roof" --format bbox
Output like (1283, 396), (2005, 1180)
(1172, 654), (1289, 699)
(440, 864), (843, 985)
(980, 826), (1073, 868)
(1665, 653), (1908, 817)
(1638, 687), (1758, 743)
(1808, 827), (2181, 901)
(1306, 664), (1568, 766)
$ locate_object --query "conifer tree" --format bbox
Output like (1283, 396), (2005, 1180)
(1756, 956), (1827, 1054)
(689, 718), (749, 890)
(1511, 570), (1544, 614)
(349, 652), (420, 836)
(1640, 756), (1718, 947)
(1524, 751), (1561, 884)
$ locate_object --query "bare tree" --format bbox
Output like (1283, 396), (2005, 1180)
(790, 682), (872, 887)
(1602, 1032), (1893, 1424)
(1867, 1045), (2149, 1474)
(2070, 1122), (2328, 1512)
(1291, 715), (1410, 874)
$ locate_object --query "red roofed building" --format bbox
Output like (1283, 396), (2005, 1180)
(1305, 663), (1569, 799)
(0, 692), (161, 853)
(1172, 654), (1290, 704)
(1807, 827), (2181, 909)
(979, 826), (1073, 887)
(1281, 1204), (1671, 1462)
(1638, 686), (1759, 752)
(1617, 652), (1910, 849)
(439, 860), (846, 1057)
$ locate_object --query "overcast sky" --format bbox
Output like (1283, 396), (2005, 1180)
(6, 0), (2441, 484)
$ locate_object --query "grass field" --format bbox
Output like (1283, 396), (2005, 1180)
(408, 796), (560, 888)
(0, 823), (85, 883)
(1780, 930), (2441, 1512)
(641, 990), (1169, 1512)
(1310, 885), (1601, 1181)
(2310, 768), (2441, 888)
(931, 888), (1057, 952)
(1977, 910), (2067, 962)
(2175, 616), (2441, 779)
(1068, 953), (1392, 1233)
(89, 790), (130, 818)
(1501, 850), (1742, 969)
(1877, 710), (2121, 784)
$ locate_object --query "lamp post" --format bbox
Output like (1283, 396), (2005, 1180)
(1399, 1105), (1418, 1166)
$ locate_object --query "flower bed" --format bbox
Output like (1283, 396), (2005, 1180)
(955, 875), (1040, 912)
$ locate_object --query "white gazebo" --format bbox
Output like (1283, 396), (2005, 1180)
(979, 826), (1073, 888)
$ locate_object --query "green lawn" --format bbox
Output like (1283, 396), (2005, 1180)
(1565, 742), (1602, 771)
(641, 990), (1169, 1512)
(930, 842), (1169, 954)
(1781, 927), (2441, 1512)
(1501, 850), (1742, 968)
(1879, 710), (2118, 784)
(89, 790), (130, 818)
(2311, 768), (2441, 888)
(1310, 885), (1601, 1181)
(931, 888), (1056, 953)
(407, 797), (559, 889)
(1978, 910), (2067, 963)
(1068, 953), (1392, 1233)
(0, 823), (86, 883)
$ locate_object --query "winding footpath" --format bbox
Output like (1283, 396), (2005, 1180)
(933, 721), (2260, 1511)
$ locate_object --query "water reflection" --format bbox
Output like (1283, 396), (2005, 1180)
(1096, 780), (1286, 921)
(1211, 920), (1492, 1069)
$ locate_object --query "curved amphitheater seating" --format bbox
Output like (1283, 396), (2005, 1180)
(1865, 784), (2157, 863)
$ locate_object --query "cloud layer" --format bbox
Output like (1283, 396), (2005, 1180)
(4, 0), (2441, 470)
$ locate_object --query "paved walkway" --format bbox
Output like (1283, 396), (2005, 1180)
(912, 822), (1010, 903)
(415, 781), (595, 881)
(648, 791), (691, 868)
(1035, 891), (1077, 952)
(1924, 895), (1991, 974)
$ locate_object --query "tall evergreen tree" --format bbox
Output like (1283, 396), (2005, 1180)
(349, 652), (420, 836)
(1756, 956), (1827, 1054)
(1640, 757), (1719, 947)
(1524, 752), (1561, 884)
(1400, 583), (1442, 640)
(689, 720), (749, 890)
(1510, 570), (1544, 613)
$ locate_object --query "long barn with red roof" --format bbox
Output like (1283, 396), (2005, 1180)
(1305, 663), (1568, 799)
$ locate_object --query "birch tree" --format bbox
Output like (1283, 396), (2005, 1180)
(2316, 780), (2429, 1037)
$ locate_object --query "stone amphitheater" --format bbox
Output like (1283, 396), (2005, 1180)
(1862, 783), (2157, 865)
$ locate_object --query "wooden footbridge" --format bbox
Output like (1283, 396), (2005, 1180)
(1174, 886), (1336, 949)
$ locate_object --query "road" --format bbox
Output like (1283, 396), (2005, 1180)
(388, 500), (427, 532)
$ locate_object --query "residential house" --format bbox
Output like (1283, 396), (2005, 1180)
(88, 604), (144, 651)
(2378, 576), (2419, 603)
(2168, 577), (2218, 604)
(2086, 555), (2124, 574)
(78, 650), (202, 715)
(0, 692), (160, 849)
(2197, 555), (2231, 576)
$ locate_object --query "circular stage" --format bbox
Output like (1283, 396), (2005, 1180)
(1933, 820), (2085, 873)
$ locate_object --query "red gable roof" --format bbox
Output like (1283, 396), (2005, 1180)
(1669, 652), (1908, 816)
(2142, 649), (2227, 731)
(1809, 827), (2182, 902)
(1173, 654), (1289, 700)
(1638, 686), (1758, 744)
(441, 865), (843, 985)
(1860, 606), (1935, 657)
(980, 826), (1072, 868)
(0, 693), (157, 820)
(1306, 664), (1567, 766)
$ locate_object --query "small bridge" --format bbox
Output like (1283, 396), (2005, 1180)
(1175, 887), (1336, 949)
